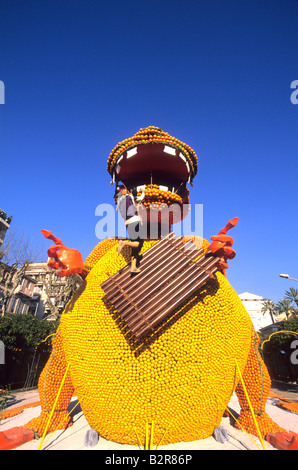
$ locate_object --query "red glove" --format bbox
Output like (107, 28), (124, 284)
(41, 229), (86, 278)
(208, 217), (239, 272)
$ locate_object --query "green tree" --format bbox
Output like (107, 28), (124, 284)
(261, 299), (277, 324)
(0, 314), (58, 351)
(285, 287), (298, 308)
(276, 298), (294, 320)
(282, 315), (298, 333)
(260, 316), (298, 354)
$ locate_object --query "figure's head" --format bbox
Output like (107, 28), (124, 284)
(108, 126), (198, 232)
(114, 185), (127, 201)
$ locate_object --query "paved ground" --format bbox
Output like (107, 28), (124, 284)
(1, 388), (40, 410)
(270, 380), (298, 402)
(1, 382), (297, 451)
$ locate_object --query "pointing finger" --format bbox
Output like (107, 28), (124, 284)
(218, 217), (239, 235)
(210, 234), (234, 246)
(223, 246), (236, 259)
(41, 229), (64, 246)
(48, 259), (61, 270)
(47, 244), (64, 259)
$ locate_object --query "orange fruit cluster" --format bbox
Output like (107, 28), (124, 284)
(0, 401), (41, 421)
(24, 331), (74, 437)
(107, 126), (198, 178)
(235, 332), (285, 438)
(140, 184), (183, 209)
(137, 185), (189, 227)
(276, 399), (298, 414)
(54, 237), (255, 446)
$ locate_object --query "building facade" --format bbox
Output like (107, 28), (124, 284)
(0, 262), (80, 320)
(238, 292), (274, 332)
(0, 212), (78, 320)
(6, 274), (38, 316)
(0, 262), (38, 316)
(24, 262), (69, 320)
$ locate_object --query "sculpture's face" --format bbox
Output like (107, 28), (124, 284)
(107, 127), (199, 227)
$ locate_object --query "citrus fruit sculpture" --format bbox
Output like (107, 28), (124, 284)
(23, 127), (295, 448)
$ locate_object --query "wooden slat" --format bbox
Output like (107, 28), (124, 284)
(113, 241), (202, 314)
(101, 232), (219, 340)
(105, 272), (155, 335)
(120, 244), (210, 322)
(136, 261), (219, 338)
(126, 255), (219, 333)
(101, 231), (176, 294)
(112, 236), (184, 300)
(101, 235), (181, 302)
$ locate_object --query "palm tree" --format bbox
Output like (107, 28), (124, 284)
(276, 298), (293, 320)
(261, 299), (277, 324)
(285, 287), (298, 308)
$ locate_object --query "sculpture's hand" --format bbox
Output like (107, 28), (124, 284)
(41, 229), (85, 277)
(208, 217), (239, 272)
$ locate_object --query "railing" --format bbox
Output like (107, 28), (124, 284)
(14, 285), (34, 298)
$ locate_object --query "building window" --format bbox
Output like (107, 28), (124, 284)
(14, 299), (21, 314)
(28, 302), (38, 316)
(8, 296), (16, 312)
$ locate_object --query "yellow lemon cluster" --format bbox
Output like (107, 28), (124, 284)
(57, 237), (253, 446)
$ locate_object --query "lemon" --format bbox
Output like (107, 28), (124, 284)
(59, 237), (252, 446)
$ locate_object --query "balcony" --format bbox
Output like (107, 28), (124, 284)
(14, 284), (34, 298)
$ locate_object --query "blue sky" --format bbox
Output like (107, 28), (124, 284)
(0, 0), (297, 303)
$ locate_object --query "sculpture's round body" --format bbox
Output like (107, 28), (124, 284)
(22, 126), (291, 448)
(60, 238), (252, 446)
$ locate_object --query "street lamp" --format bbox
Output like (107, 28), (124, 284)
(279, 274), (298, 282)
